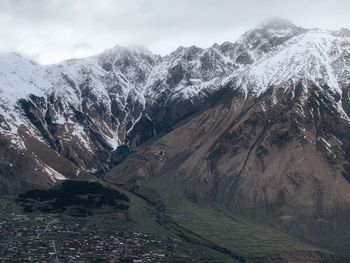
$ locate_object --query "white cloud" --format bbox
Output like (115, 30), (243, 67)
(0, 0), (348, 64)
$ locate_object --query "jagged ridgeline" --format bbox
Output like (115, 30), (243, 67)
(15, 180), (129, 217)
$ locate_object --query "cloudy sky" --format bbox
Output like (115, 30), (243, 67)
(0, 0), (348, 64)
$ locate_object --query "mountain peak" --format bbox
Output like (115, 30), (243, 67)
(106, 44), (153, 56)
(256, 17), (297, 30)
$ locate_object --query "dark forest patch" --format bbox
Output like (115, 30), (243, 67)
(15, 180), (129, 217)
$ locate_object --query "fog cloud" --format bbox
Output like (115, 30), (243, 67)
(0, 0), (348, 64)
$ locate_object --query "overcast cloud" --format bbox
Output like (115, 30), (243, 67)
(0, 0), (349, 64)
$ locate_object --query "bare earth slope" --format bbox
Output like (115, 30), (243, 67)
(105, 80), (350, 257)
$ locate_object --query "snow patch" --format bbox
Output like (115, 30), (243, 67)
(43, 165), (66, 181)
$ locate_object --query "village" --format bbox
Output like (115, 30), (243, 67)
(0, 211), (168, 262)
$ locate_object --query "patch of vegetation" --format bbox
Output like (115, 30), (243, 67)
(148, 177), (321, 258)
(15, 180), (129, 217)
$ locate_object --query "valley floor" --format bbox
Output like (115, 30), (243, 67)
(0, 193), (235, 262)
(1, 181), (349, 262)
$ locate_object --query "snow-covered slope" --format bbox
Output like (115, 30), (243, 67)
(0, 53), (50, 105)
(231, 29), (350, 96)
(2, 18), (350, 191)
(0, 45), (160, 189)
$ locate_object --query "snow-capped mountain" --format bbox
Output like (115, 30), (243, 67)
(2, 18), (350, 194)
(103, 19), (350, 251)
